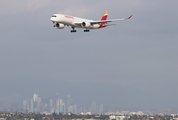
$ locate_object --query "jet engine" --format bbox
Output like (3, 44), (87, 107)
(55, 23), (65, 29)
(81, 22), (91, 27)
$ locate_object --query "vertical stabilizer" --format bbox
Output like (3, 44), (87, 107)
(100, 10), (109, 21)
(99, 11), (109, 28)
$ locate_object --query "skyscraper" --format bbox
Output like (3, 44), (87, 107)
(23, 100), (27, 112)
(33, 93), (38, 102)
(30, 99), (33, 113)
(73, 104), (78, 114)
(92, 102), (97, 114)
(37, 97), (41, 112)
(49, 99), (54, 113)
(56, 99), (60, 113)
(33, 93), (38, 112)
(66, 95), (72, 113)
(55, 93), (60, 112)
(68, 105), (75, 113)
(59, 99), (65, 113)
(99, 104), (104, 114)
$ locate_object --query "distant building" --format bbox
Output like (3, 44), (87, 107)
(66, 95), (72, 112)
(37, 97), (41, 112)
(121, 111), (129, 115)
(49, 99), (54, 113)
(92, 102), (97, 114)
(68, 106), (74, 113)
(55, 93), (60, 111)
(109, 115), (126, 120)
(23, 100), (27, 112)
(99, 104), (104, 114)
(73, 104), (78, 114)
(33, 93), (38, 102)
(30, 99), (33, 113)
(60, 104), (65, 113)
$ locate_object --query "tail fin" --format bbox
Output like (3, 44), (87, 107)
(99, 11), (108, 28)
(100, 10), (109, 21)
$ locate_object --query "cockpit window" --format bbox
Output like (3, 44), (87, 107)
(52, 15), (57, 17)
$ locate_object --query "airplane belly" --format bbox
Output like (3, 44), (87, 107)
(89, 24), (100, 29)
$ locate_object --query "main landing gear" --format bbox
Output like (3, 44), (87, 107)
(84, 29), (90, 32)
(71, 27), (76, 33)
(70, 27), (90, 33)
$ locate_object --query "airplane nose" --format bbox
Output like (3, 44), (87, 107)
(50, 17), (53, 21)
(51, 17), (57, 23)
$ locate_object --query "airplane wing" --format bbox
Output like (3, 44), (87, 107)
(72, 15), (132, 27)
(90, 15), (132, 25)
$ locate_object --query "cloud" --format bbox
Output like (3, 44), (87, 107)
(0, 0), (144, 16)
(0, 0), (50, 14)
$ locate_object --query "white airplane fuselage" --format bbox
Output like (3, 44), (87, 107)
(50, 14), (100, 29)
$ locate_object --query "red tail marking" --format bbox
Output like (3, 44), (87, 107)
(99, 11), (108, 28)
(100, 15), (108, 21)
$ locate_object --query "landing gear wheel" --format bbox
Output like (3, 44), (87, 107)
(71, 27), (76, 33)
(71, 30), (76, 33)
(84, 29), (90, 32)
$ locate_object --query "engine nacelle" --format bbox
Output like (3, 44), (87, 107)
(81, 22), (91, 28)
(55, 23), (65, 29)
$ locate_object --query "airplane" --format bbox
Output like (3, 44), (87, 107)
(50, 11), (132, 33)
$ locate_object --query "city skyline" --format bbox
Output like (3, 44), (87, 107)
(1, 93), (104, 114)
(0, 92), (177, 114)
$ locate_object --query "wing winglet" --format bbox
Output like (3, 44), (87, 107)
(128, 15), (132, 19)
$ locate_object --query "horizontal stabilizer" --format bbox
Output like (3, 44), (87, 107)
(90, 15), (133, 25)
(106, 24), (117, 26)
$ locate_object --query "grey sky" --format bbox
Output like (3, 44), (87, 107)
(0, 0), (178, 112)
